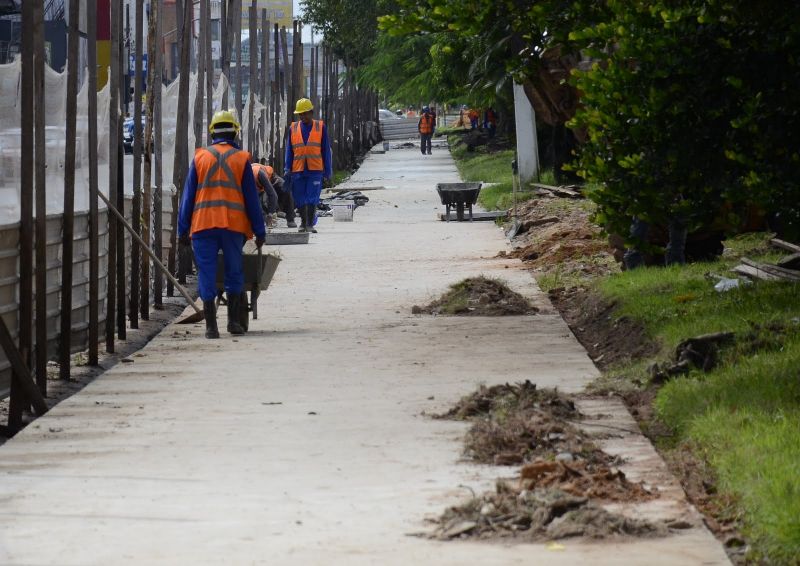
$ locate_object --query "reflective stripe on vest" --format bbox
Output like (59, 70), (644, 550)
(290, 120), (324, 173)
(419, 114), (434, 134)
(191, 143), (253, 237)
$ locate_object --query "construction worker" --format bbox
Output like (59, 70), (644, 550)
(484, 107), (498, 138)
(258, 159), (296, 228)
(468, 108), (480, 129)
(251, 161), (279, 229)
(178, 110), (266, 339)
(418, 106), (435, 155)
(285, 98), (332, 233)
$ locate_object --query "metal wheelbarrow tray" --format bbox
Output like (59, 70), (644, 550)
(436, 182), (483, 221)
(216, 250), (281, 323)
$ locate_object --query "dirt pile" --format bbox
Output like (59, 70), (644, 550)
(518, 459), (655, 501)
(433, 484), (666, 541)
(413, 277), (538, 316)
(436, 380), (574, 420)
(502, 197), (618, 286)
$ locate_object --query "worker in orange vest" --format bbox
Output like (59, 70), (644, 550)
(418, 106), (435, 156)
(285, 98), (332, 233)
(178, 110), (266, 339)
(468, 108), (480, 129)
(251, 161), (279, 229)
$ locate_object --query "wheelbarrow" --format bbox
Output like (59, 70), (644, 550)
(436, 182), (483, 222)
(215, 247), (281, 331)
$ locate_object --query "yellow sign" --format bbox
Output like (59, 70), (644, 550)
(242, 0), (293, 30)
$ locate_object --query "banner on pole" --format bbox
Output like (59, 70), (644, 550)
(241, 1), (293, 29)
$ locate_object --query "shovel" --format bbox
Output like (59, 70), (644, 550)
(505, 158), (523, 239)
(96, 191), (205, 325)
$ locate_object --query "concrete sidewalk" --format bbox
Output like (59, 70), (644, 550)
(0, 143), (729, 565)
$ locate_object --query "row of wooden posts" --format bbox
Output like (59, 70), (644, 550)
(2, 0), (379, 435)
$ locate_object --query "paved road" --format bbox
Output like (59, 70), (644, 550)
(0, 142), (729, 565)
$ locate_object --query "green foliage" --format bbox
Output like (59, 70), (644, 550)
(595, 246), (800, 561)
(570, 1), (800, 240)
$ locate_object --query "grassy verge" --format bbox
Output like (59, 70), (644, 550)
(595, 234), (800, 562)
(447, 134), (555, 210)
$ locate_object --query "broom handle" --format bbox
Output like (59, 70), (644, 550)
(97, 190), (201, 314)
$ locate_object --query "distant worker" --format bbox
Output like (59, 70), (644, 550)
(258, 158), (296, 228)
(484, 107), (498, 138)
(178, 110), (265, 339)
(418, 106), (435, 156)
(285, 98), (332, 233)
(251, 161), (279, 230)
(468, 108), (480, 129)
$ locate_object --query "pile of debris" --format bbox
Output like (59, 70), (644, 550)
(732, 238), (800, 282)
(433, 484), (666, 541)
(504, 196), (618, 285)
(412, 277), (538, 316)
(431, 381), (664, 542)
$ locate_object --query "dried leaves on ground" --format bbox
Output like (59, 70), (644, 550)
(412, 277), (538, 316)
(433, 483), (666, 541)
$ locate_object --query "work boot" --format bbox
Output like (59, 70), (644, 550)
(238, 292), (250, 333)
(298, 207), (307, 233)
(203, 300), (219, 339)
(287, 219), (297, 228)
(226, 293), (245, 335)
(307, 205), (318, 234)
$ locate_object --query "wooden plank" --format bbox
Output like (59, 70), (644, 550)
(130, 0), (145, 328)
(87, 0), (100, 364)
(260, 10), (268, 162)
(234, 0), (243, 120)
(739, 257), (800, 282)
(733, 265), (781, 282)
(0, 317), (48, 416)
(33, 0), (47, 391)
(531, 183), (582, 198)
(770, 238), (800, 254)
(141, 0), (157, 320)
(438, 211), (507, 222)
(204, 0), (213, 146)
(248, 3), (257, 156)
(193, 0), (206, 150)
(60, 0), (80, 380)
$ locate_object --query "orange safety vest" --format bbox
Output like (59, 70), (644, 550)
(191, 143), (253, 238)
(290, 120), (325, 173)
(419, 114), (434, 134)
(251, 163), (269, 193)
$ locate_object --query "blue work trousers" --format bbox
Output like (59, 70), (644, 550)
(192, 228), (245, 301)
(291, 173), (324, 207)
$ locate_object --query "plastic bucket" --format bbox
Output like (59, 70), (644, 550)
(332, 202), (355, 222)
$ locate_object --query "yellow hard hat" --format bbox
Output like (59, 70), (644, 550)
(209, 110), (240, 135)
(294, 98), (314, 114)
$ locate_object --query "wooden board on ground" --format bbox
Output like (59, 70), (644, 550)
(438, 211), (507, 222)
(531, 183), (583, 199)
(734, 257), (800, 282)
(770, 238), (800, 254)
(265, 232), (310, 245)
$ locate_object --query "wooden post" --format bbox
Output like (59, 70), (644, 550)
(220, 0), (228, 109)
(204, 0), (213, 146)
(115, 0), (126, 340)
(33, 0), (47, 389)
(280, 26), (290, 132)
(272, 22), (280, 170)
(0, 317), (48, 416)
(11, 0), (35, 427)
(260, 11), (268, 161)
(106, 0), (120, 352)
(194, 0), (207, 149)
(234, 0), (243, 122)
(60, 0), (80, 381)
(169, 0), (192, 298)
(248, 3), (257, 156)
(171, 0), (191, 287)
(87, 0), (100, 364)
(141, 0), (157, 320)
(131, 0), (144, 329)
(153, 0), (163, 308)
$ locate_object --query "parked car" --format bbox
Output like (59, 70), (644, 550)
(379, 109), (403, 121)
(123, 116), (146, 154)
